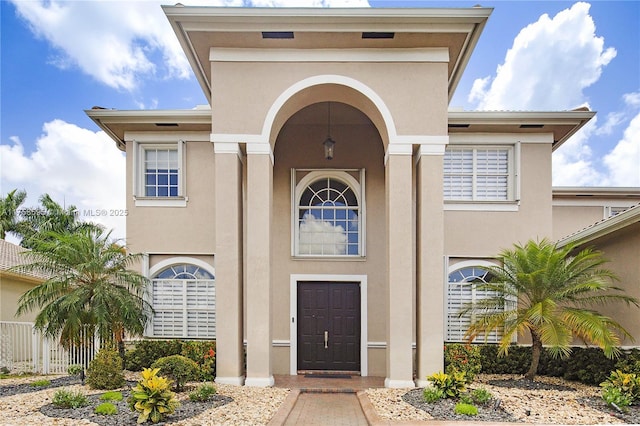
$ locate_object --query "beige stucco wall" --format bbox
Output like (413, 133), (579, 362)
(0, 274), (39, 322)
(585, 224), (640, 344)
(210, 61), (449, 142)
(445, 142), (553, 256)
(552, 205), (604, 240)
(125, 139), (216, 255)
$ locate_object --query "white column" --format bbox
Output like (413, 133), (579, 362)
(384, 144), (415, 388)
(415, 142), (447, 387)
(213, 142), (245, 386)
(244, 143), (274, 387)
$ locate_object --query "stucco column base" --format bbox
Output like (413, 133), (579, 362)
(384, 378), (416, 389)
(244, 376), (275, 387)
(215, 376), (245, 386)
(414, 379), (432, 388)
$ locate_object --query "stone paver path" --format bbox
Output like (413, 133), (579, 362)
(283, 392), (368, 426)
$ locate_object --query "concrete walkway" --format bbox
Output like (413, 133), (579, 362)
(268, 374), (549, 426)
(283, 392), (368, 426)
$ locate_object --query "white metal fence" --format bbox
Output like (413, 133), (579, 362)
(0, 321), (99, 374)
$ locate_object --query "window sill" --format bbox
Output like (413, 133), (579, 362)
(444, 201), (519, 212)
(134, 197), (187, 207)
(292, 255), (367, 262)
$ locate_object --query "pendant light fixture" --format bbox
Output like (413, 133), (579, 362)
(323, 101), (336, 160)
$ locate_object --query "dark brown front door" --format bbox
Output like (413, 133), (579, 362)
(297, 282), (360, 371)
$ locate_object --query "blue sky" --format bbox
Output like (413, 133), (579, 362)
(1, 0), (639, 240)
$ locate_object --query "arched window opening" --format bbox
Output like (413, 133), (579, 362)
(294, 171), (363, 257)
(446, 264), (504, 343)
(151, 264), (215, 339)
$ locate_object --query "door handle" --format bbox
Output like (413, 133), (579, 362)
(324, 331), (329, 349)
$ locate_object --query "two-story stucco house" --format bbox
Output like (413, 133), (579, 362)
(86, 6), (639, 388)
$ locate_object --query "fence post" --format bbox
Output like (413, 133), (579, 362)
(42, 336), (50, 374)
(31, 326), (39, 373)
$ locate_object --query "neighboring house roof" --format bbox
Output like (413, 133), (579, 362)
(557, 203), (640, 248)
(0, 239), (47, 282)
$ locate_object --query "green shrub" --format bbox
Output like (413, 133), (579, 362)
(181, 341), (216, 380)
(426, 371), (466, 398)
(152, 355), (199, 392)
(125, 340), (184, 371)
(30, 379), (51, 387)
(95, 402), (118, 415)
(615, 349), (640, 375)
(86, 348), (125, 390)
(67, 364), (84, 376)
(478, 344), (530, 375)
(128, 368), (180, 424)
(444, 344), (481, 383)
(600, 370), (640, 406)
(189, 383), (217, 402)
(471, 387), (492, 405)
(100, 391), (123, 401)
(52, 389), (89, 408)
(458, 393), (473, 405)
(454, 402), (478, 416)
(422, 387), (445, 403)
(601, 387), (632, 412)
(477, 344), (623, 385)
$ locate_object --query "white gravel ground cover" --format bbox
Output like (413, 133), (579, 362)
(366, 374), (637, 424)
(0, 374), (289, 426)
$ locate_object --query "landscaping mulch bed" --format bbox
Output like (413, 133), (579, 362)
(0, 376), (80, 397)
(402, 389), (517, 422)
(395, 375), (640, 424)
(488, 377), (576, 392)
(39, 388), (233, 426)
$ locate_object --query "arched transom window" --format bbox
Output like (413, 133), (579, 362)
(151, 264), (215, 339)
(294, 171), (363, 256)
(446, 264), (503, 343)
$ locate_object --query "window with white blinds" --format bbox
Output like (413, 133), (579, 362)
(446, 265), (502, 343)
(444, 147), (512, 201)
(151, 264), (215, 339)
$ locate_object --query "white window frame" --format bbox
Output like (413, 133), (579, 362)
(444, 142), (520, 212)
(445, 259), (509, 344)
(133, 140), (186, 207)
(291, 169), (366, 258)
(147, 261), (216, 339)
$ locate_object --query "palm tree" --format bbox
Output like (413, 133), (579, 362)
(17, 193), (100, 248)
(0, 189), (27, 239)
(14, 227), (152, 354)
(462, 239), (639, 380)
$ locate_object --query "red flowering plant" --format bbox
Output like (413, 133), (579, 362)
(444, 343), (481, 383)
(181, 341), (216, 381)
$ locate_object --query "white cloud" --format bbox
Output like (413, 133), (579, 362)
(470, 2), (615, 111)
(299, 213), (348, 255)
(0, 120), (126, 240)
(603, 112), (640, 186)
(552, 120), (608, 186)
(10, 0), (370, 92)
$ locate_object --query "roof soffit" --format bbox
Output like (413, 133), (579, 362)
(163, 6), (492, 103)
(85, 109), (212, 151)
(447, 110), (596, 149)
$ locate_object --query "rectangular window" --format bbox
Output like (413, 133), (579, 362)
(444, 147), (512, 201)
(144, 148), (179, 197)
(134, 141), (186, 207)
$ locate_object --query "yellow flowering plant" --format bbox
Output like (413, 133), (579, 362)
(128, 368), (180, 424)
